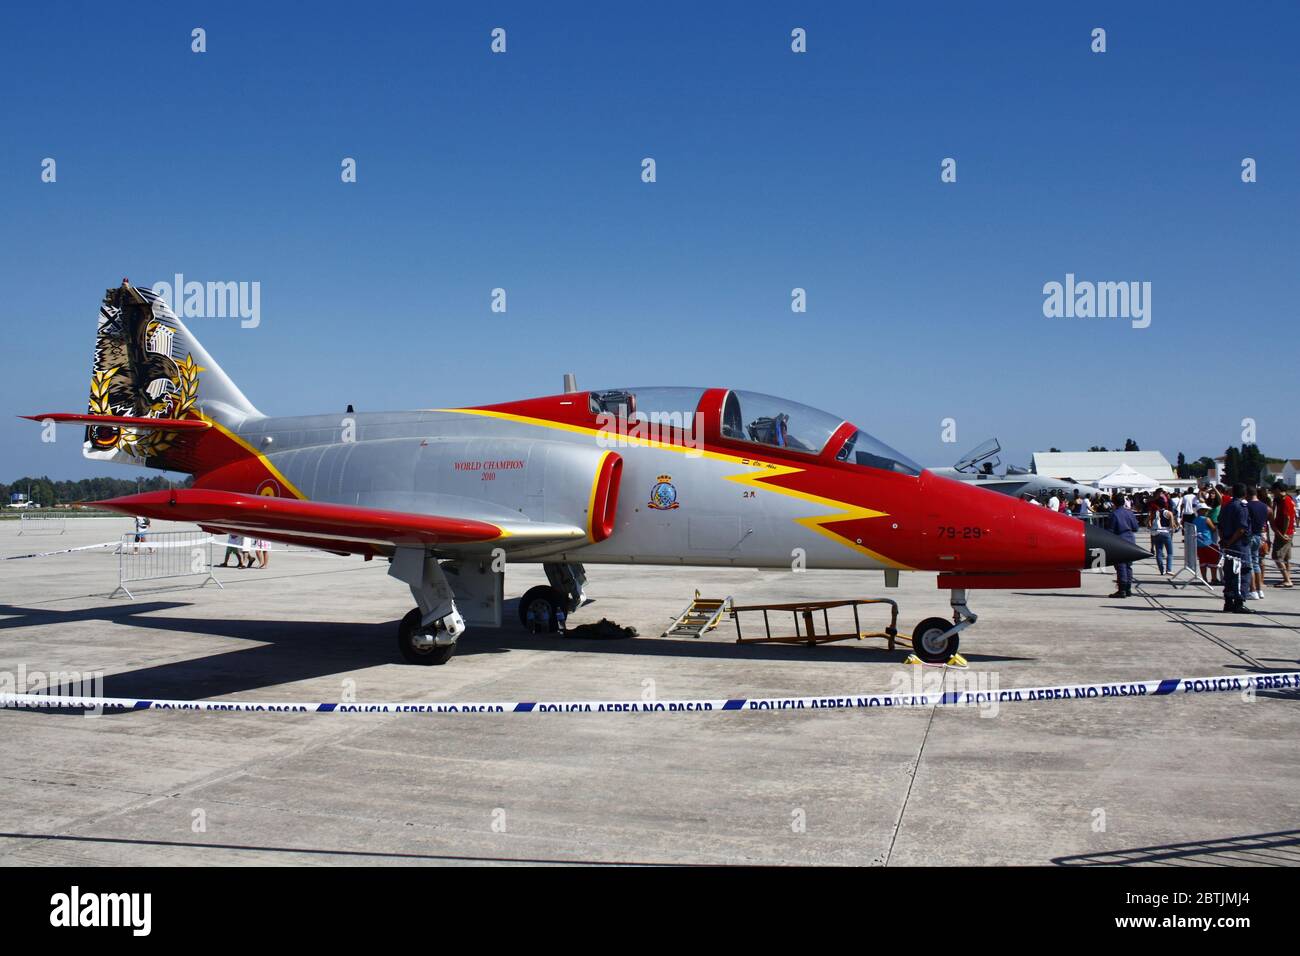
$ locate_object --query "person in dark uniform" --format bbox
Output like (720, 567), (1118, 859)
(1109, 492), (1140, 598)
(1217, 483), (1253, 613)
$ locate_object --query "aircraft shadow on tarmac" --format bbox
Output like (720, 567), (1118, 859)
(1052, 828), (1300, 866)
(0, 599), (1027, 707)
(0, 602), (191, 630)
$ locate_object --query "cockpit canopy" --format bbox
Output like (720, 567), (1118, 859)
(833, 428), (923, 476)
(953, 438), (1002, 474)
(720, 389), (840, 454)
(591, 386), (922, 476)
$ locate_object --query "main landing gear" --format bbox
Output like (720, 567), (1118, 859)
(518, 586), (564, 633)
(518, 562), (588, 634)
(389, 548), (466, 666)
(398, 608), (458, 665)
(910, 588), (978, 664)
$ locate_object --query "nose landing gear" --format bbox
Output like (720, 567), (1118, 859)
(910, 588), (978, 664)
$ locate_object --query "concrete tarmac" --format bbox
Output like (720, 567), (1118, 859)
(1, 516), (1297, 866)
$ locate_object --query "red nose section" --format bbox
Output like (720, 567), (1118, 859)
(918, 470), (1086, 572)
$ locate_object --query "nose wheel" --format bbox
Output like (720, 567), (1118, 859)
(911, 617), (960, 663)
(911, 588), (977, 664)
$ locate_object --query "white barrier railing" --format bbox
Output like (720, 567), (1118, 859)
(112, 531), (223, 600)
(17, 512), (65, 535)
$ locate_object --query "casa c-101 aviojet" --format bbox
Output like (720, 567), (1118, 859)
(26, 282), (1150, 666)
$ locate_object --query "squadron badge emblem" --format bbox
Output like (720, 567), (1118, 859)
(648, 475), (679, 510)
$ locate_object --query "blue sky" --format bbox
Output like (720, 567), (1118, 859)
(2, 1), (1297, 481)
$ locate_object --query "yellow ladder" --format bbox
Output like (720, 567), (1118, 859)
(662, 590), (731, 638)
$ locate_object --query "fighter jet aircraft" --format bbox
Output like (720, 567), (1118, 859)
(930, 439), (1100, 502)
(26, 282), (1149, 665)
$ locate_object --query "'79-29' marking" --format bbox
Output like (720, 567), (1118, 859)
(937, 526), (985, 539)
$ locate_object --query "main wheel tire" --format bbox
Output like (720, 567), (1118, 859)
(912, 616), (960, 664)
(398, 607), (456, 665)
(518, 585), (562, 633)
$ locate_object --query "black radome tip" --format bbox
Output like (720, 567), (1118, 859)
(1084, 524), (1153, 566)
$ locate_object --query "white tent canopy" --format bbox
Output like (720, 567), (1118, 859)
(1094, 463), (1160, 491)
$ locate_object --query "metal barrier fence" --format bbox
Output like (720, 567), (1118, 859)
(17, 512), (65, 535)
(112, 531), (223, 600)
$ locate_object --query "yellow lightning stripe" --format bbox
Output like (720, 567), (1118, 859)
(720, 463), (911, 570)
(435, 407), (911, 568)
(198, 412), (308, 501)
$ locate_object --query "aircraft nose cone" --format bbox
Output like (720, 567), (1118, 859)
(1084, 524), (1153, 566)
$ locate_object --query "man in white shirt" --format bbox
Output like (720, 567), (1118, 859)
(131, 515), (151, 554)
(220, 532), (246, 568)
(1047, 494), (1060, 512)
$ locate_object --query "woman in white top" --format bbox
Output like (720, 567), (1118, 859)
(1149, 501), (1175, 575)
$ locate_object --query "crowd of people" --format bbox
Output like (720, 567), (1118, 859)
(1023, 481), (1297, 611)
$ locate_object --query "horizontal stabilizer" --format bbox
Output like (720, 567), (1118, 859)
(23, 413), (211, 431)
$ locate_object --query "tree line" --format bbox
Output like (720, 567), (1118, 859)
(2, 474), (193, 507)
(1176, 444), (1282, 485)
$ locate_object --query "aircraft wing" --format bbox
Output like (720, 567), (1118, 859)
(96, 489), (589, 556)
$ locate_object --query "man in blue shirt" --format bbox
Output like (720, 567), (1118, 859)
(1245, 487), (1270, 601)
(1217, 483), (1253, 613)
(1109, 493), (1140, 598)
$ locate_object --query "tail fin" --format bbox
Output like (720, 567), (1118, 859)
(84, 281), (261, 471)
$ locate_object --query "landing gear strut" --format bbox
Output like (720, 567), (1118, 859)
(389, 548), (466, 666)
(543, 562), (588, 613)
(911, 588), (978, 664)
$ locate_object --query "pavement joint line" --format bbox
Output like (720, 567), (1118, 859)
(882, 663), (946, 867)
(0, 830), (694, 866)
(130, 791), (733, 863)
(0, 774), (154, 798)
(0, 775), (761, 866)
